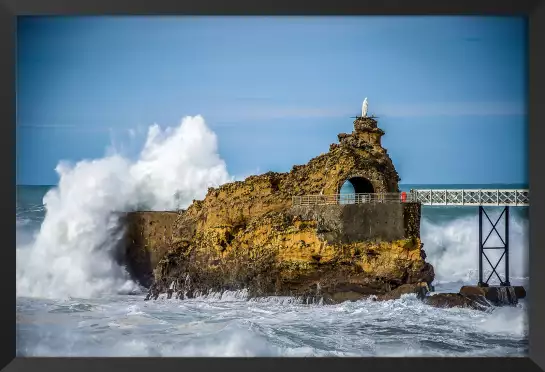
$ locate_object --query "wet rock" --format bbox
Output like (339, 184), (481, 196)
(144, 283), (161, 301)
(423, 293), (491, 311)
(327, 291), (366, 303)
(376, 282), (430, 301)
(318, 282), (384, 303)
(514, 286), (527, 299)
(459, 285), (525, 306)
(407, 262), (434, 287)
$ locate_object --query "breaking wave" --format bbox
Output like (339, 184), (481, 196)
(16, 116), (231, 300)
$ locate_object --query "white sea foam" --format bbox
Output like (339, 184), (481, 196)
(16, 292), (529, 357)
(421, 212), (528, 284)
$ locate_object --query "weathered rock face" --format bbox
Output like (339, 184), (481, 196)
(124, 116), (434, 303)
(123, 211), (189, 288)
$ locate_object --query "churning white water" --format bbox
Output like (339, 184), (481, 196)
(16, 289), (528, 357)
(15, 115), (529, 356)
(422, 211), (528, 286)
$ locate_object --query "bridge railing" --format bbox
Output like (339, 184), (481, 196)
(413, 189), (529, 206)
(291, 189), (529, 207)
(292, 192), (416, 206)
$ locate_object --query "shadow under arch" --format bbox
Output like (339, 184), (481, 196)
(340, 176), (375, 194)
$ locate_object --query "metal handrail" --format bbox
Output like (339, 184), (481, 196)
(292, 192), (415, 206)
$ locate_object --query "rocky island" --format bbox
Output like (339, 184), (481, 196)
(122, 113), (524, 309)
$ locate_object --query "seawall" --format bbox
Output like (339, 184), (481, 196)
(289, 202), (420, 244)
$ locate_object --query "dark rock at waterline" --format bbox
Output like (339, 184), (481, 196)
(408, 262), (435, 288)
(317, 281), (391, 304)
(513, 286), (527, 299)
(313, 282), (431, 304)
(322, 282), (522, 311)
(423, 293), (491, 311)
(375, 282), (430, 301)
(140, 283), (524, 313)
(459, 285), (525, 306)
(144, 283), (161, 301)
(324, 284), (524, 310)
(421, 285), (526, 311)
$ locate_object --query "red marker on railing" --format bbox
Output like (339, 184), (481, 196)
(401, 191), (407, 203)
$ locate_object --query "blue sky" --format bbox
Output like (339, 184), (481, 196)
(16, 16), (528, 186)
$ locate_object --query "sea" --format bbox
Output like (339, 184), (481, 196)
(16, 183), (529, 357)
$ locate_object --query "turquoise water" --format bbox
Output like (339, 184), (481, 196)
(15, 183), (529, 357)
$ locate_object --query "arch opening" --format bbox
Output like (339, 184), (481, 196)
(339, 177), (375, 204)
(340, 176), (375, 195)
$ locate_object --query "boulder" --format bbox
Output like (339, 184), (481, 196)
(423, 293), (491, 311)
(459, 285), (525, 306)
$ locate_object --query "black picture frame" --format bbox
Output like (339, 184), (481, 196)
(3, 1), (544, 371)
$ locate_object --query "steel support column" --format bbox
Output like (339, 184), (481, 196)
(478, 206), (511, 287)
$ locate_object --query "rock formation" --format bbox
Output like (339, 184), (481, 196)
(125, 116), (435, 304)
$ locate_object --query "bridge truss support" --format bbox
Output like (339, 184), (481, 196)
(478, 206), (510, 287)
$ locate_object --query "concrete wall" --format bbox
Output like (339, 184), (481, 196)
(289, 202), (420, 244)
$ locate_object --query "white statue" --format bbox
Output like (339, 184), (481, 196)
(361, 97), (368, 117)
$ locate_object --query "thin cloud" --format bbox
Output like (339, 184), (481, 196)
(17, 101), (526, 133)
(209, 101), (526, 122)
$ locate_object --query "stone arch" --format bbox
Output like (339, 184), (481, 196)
(338, 175), (375, 194)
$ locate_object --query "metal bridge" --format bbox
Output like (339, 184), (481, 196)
(291, 189), (529, 207)
(292, 189), (529, 288)
(412, 189), (529, 207)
